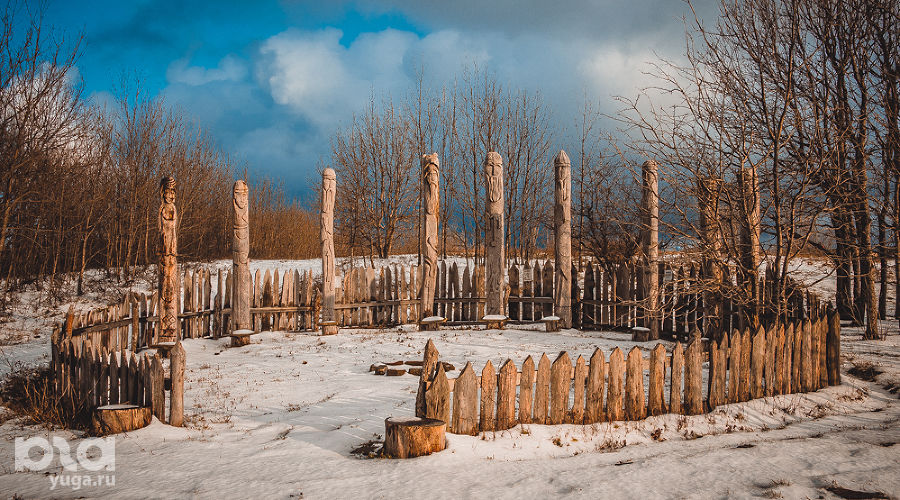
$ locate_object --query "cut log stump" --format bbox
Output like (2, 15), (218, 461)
(482, 315), (508, 330)
(541, 316), (560, 332)
(383, 416), (446, 458)
(320, 321), (339, 336)
(419, 316), (446, 331)
(92, 404), (151, 435)
(231, 329), (254, 347)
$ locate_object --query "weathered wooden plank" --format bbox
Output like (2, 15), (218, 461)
(533, 354), (550, 424)
(572, 355), (587, 423)
(739, 327), (752, 401)
(518, 355), (535, 424)
(826, 309), (841, 386)
(727, 330), (742, 404)
(151, 355), (165, 422)
(425, 363), (450, 424)
(800, 319), (812, 392)
(607, 347), (624, 421)
(764, 325), (776, 396)
(781, 323), (793, 394)
(773, 325), (785, 396)
(549, 352), (571, 425)
(497, 359), (517, 430)
(451, 363), (478, 435)
(684, 338), (702, 415)
(416, 339), (439, 418)
(169, 342), (185, 427)
(648, 344), (666, 416)
(108, 353), (119, 405)
(750, 326), (765, 399)
(585, 348), (605, 423)
(480, 361), (497, 432)
(670, 342), (685, 413)
(625, 347), (646, 420)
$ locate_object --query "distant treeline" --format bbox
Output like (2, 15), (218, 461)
(0, 4), (318, 295)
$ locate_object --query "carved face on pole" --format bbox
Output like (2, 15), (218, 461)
(484, 152), (503, 205)
(160, 177), (176, 206)
(233, 180), (248, 211)
(554, 150), (571, 204)
(422, 154), (439, 216)
(322, 168), (336, 233)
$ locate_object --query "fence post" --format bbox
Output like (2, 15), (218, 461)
(169, 342), (185, 427)
(827, 307), (841, 385)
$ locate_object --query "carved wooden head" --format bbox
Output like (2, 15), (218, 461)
(233, 180), (249, 209)
(160, 177), (176, 204)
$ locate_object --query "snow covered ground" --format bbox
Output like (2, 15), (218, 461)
(0, 257), (898, 499)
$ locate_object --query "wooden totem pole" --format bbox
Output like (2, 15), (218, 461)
(320, 168), (339, 335)
(639, 159), (660, 341)
(554, 150), (572, 328)
(232, 180), (251, 333)
(419, 154), (440, 324)
(484, 152), (506, 324)
(158, 177), (179, 345)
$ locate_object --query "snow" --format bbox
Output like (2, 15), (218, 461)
(482, 315), (508, 321)
(0, 256), (898, 499)
(421, 316), (445, 323)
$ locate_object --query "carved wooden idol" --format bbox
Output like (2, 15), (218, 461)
(420, 154), (440, 319)
(640, 159), (660, 341)
(484, 152), (505, 318)
(232, 180), (251, 332)
(321, 168), (338, 335)
(158, 177), (179, 343)
(554, 150), (572, 328)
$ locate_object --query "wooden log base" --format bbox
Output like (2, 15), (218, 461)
(541, 316), (560, 332)
(320, 321), (339, 336)
(419, 316), (446, 331)
(231, 329), (254, 347)
(92, 404), (151, 435)
(154, 342), (176, 357)
(383, 416), (446, 458)
(631, 327), (650, 342)
(386, 368), (407, 376)
(482, 315), (508, 330)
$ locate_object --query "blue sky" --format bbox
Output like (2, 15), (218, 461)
(37, 0), (717, 200)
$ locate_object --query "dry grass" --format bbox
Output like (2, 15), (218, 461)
(0, 363), (91, 431)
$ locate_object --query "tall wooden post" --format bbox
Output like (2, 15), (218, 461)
(484, 152), (506, 322)
(638, 159), (659, 341)
(232, 180), (251, 333)
(158, 177), (179, 345)
(320, 168), (339, 335)
(419, 154), (440, 323)
(554, 150), (572, 328)
(699, 176), (724, 339)
(739, 167), (761, 328)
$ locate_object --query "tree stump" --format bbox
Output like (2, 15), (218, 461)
(541, 316), (560, 332)
(231, 329), (254, 347)
(419, 316), (445, 331)
(92, 404), (151, 435)
(482, 314), (507, 330)
(320, 321), (339, 336)
(383, 417), (446, 458)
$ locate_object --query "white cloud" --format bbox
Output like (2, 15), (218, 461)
(166, 54), (247, 86)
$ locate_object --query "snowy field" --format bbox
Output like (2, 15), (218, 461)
(0, 257), (898, 499)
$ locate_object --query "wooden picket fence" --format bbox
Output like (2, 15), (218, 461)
(418, 306), (840, 435)
(62, 266), (321, 347)
(335, 262), (486, 328)
(332, 259), (819, 336)
(50, 334), (184, 425)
